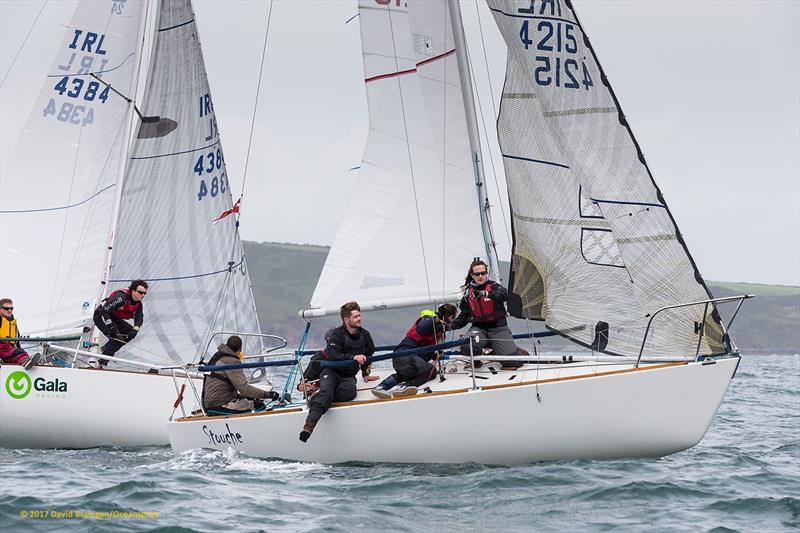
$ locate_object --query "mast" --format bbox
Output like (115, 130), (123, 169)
(448, 0), (501, 282)
(98, 0), (155, 302)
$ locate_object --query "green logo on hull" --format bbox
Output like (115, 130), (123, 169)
(5, 371), (32, 399)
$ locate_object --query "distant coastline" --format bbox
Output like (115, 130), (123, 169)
(243, 241), (800, 355)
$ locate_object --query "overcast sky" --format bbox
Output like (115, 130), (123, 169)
(2, 0), (798, 286)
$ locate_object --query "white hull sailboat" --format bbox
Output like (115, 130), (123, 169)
(0, 365), (196, 448)
(168, 357), (739, 464)
(1, 0), (266, 448)
(167, 0), (749, 463)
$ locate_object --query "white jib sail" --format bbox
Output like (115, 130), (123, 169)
(106, 0), (261, 365)
(487, 0), (724, 357)
(0, 0), (146, 336)
(304, 0), (486, 317)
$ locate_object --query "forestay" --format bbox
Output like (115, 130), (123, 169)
(487, 0), (725, 357)
(304, 0), (485, 317)
(0, 1), (146, 335)
(107, 0), (261, 365)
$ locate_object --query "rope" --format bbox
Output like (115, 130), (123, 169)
(239, 0), (274, 199)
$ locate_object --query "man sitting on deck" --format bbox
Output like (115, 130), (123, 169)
(299, 301), (375, 443)
(202, 335), (280, 414)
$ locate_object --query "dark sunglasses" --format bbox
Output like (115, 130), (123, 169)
(1, 306), (13, 311)
(471, 271), (488, 276)
(134, 290), (148, 295)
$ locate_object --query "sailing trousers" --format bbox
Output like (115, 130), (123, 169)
(305, 370), (357, 426)
(460, 325), (523, 369)
(392, 354), (438, 387)
(99, 318), (134, 359)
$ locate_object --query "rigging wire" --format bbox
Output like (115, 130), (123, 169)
(0, 0), (48, 89)
(470, 1), (512, 249)
(238, 0), (274, 199)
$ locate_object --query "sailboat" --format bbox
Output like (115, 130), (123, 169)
(0, 0), (266, 448)
(165, 0), (750, 464)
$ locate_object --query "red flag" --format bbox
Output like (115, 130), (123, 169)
(212, 197), (241, 224)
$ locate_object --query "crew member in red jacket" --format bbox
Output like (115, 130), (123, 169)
(371, 304), (457, 398)
(92, 279), (148, 367)
(450, 259), (523, 368)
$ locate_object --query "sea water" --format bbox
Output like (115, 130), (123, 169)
(1, 355), (798, 532)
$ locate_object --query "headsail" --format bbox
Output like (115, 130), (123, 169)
(304, 0), (485, 317)
(106, 0), (261, 365)
(0, 1), (146, 335)
(487, 0), (725, 357)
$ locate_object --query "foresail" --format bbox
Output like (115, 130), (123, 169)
(0, 1), (145, 335)
(487, 0), (725, 357)
(107, 0), (261, 365)
(306, 0), (485, 316)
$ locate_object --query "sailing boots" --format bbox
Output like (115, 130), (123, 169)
(299, 420), (316, 443)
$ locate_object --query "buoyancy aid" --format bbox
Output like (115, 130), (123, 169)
(405, 315), (444, 346)
(0, 316), (18, 357)
(109, 289), (141, 320)
(467, 283), (504, 323)
(0, 316), (17, 340)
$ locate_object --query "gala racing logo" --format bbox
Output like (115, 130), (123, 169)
(5, 371), (32, 399)
(4, 371), (68, 400)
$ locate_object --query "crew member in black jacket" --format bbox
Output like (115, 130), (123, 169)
(92, 279), (147, 367)
(299, 301), (375, 442)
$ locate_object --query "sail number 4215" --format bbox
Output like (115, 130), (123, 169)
(520, 20), (593, 90)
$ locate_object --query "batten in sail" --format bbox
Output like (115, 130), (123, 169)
(487, 0), (725, 357)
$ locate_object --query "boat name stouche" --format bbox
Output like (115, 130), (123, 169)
(202, 423), (243, 447)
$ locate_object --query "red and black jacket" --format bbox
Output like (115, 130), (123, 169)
(451, 281), (509, 330)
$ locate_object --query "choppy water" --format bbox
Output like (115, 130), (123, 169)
(1, 355), (798, 532)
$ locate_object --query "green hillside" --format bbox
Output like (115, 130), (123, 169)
(243, 241), (800, 355)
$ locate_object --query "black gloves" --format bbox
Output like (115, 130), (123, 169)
(267, 390), (281, 402)
(128, 328), (138, 340)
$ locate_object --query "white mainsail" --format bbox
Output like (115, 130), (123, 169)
(0, 1), (146, 335)
(304, 0), (486, 317)
(486, 0), (724, 357)
(106, 0), (261, 365)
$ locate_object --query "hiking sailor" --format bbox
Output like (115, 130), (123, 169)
(202, 335), (280, 414)
(92, 279), (147, 367)
(299, 301), (375, 443)
(299, 326), (379, 395)
(0, 298), (41, 370)
(450, 259), (524, 369)
(371, 304), (457, 398)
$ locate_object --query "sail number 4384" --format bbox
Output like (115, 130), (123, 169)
(194, 149), (226, 201)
